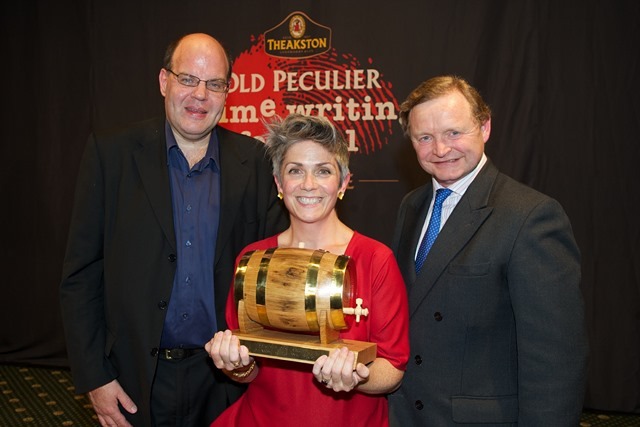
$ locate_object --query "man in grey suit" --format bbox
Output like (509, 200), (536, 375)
(388, 75), (588, 426)
(59, 33), (287, 426)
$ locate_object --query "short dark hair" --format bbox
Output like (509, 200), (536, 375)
(398, 75), (491, 136)
(162, 34), (233, 81)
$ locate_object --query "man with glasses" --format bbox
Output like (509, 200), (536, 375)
(60, 33), (287, 426)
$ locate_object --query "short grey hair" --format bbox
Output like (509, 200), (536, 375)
(263, 114), (350, 185)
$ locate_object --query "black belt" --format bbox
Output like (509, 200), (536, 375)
(158, 348), (205, 360)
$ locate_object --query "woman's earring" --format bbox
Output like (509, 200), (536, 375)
(337, 191), (344, 200)
(277, 192), (283, 200)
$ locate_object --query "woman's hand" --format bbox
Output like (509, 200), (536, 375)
(312, 347), (369, 392)
(205, 330), (257, 381)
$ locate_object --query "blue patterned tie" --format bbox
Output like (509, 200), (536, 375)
(415, 188), (453, 273)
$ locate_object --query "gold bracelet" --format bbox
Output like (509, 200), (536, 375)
(230, 360), (256, 379)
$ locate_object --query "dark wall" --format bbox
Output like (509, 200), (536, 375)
(1, 0), (638, 413)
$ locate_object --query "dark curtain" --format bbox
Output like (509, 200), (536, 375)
(1, 0), (638, 413)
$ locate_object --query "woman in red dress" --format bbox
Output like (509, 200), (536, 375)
(205, 114), (409, 427)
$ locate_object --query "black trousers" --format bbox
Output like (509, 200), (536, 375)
(150, 350), (244, 426)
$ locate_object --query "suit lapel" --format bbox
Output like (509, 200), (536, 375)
(133, 124), (251, 266)
(397, 185), (432, 291)
(133, 120), (176, 252)
(408, 162), (498, 316)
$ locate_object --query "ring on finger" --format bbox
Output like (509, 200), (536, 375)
(321, 379), (329, 385)
(232, 360), (241, 368)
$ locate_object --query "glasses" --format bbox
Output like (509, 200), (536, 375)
(165, 68), (229, 93)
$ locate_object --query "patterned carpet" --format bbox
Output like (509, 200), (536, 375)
(1, 364), (639, 426)
(0, 365), (97, 426)
(581, 412), (640, 427)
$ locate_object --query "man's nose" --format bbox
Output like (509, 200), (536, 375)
(432, 138), (451, 156)
(191, 81), (209, 99)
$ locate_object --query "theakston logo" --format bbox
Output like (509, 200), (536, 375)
(264, 11), (331, 58)
(221, 12), (399, 156)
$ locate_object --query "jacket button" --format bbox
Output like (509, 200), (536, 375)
(158, 300), (168, 310)
(414, 355), (422, 365)
(150, 348), (158, 357)
(434, 312), (443, 321)
(168, 254), (177, 262)
(415, 400), (424, 410)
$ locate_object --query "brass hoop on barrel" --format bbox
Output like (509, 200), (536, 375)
(233, 247), (354, 333)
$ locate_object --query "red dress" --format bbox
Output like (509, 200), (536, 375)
(211, 232), (409, 427)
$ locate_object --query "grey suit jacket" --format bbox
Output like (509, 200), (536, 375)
(389, 160), (587, 426)
(59, 117), (287, 426)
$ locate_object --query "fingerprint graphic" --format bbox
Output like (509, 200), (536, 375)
(223, 35), (398, 155)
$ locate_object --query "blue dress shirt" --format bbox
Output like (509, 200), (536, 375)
(160, 122), (220, 348)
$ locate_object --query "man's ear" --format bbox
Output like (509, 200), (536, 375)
(480, 119), (491, 142)
(159, 68), (168, 97)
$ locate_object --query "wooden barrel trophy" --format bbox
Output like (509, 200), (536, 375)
(232, 247), (377, 367)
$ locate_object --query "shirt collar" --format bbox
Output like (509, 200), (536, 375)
(165, 120), (220, 170)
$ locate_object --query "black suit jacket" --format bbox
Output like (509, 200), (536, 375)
(389, 160), (588, 426)
(59, 117), (287, 425)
